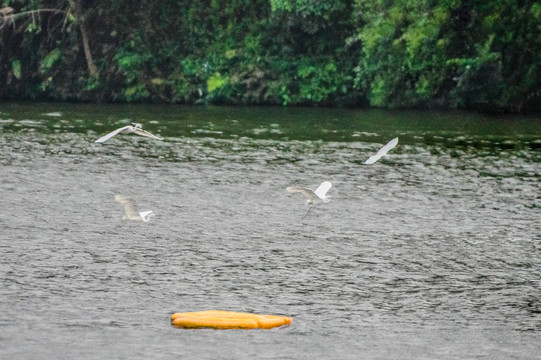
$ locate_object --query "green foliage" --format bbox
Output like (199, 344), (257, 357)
(446, 35), (503, 107)
(295, 60), (342, 104)
(354, 0), (454, 107)
(270, 0), (342, 16)
(41, 48), (61, 71)
(0, 0), (539, 111)
(11, 60), (22, 80)
(351, 0), (541, 110)
(207, 73), (229, 92)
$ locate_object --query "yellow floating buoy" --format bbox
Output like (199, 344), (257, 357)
(171, 310), (292, 330)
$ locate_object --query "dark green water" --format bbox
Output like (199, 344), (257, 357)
(2, 102), (540, 142)
(1, 103), (540, 359)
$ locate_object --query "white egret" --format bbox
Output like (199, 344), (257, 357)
(364, 137), (398, 164)
(114, 194), (154, 222)
(95, 123), (163, 143)
(286, 181), (332, 219)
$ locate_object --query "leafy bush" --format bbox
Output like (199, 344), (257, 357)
(0, 0), (538, 110)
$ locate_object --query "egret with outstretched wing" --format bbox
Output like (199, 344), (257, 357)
(114, 194), (154, 222)
(95, 123), (163, 143)
(287, 181), (332, 219)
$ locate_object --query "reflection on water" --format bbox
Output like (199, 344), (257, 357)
(0, 103), (540, 359)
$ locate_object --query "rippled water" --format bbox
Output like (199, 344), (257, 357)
(1, 103), (540, 359)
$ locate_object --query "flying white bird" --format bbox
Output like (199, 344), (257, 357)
(95, 123), (163, 143)
(114, 194), (154, 222)
(286, 181), (332, 219)
(364, 137), (398, 164)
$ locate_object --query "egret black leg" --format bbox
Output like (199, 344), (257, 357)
(302, 206), (315, 219)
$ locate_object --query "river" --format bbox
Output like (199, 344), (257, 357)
(0, 103), (540, 359)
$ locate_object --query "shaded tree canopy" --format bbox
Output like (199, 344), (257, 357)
(1, 0), (540, 112)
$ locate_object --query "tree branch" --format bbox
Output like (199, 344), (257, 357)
(68, 1), (98, 77)
(0, 8), (66, 30)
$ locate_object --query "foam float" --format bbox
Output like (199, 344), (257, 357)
(171, 310), (292, 330)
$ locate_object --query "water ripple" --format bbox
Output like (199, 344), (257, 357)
(0, 107), (540, 358)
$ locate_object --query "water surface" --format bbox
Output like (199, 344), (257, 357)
(0, 103), (540, 359)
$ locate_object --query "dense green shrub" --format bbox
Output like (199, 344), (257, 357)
(0, 0), (539, 111)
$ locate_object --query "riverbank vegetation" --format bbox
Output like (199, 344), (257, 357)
(1, 0), (540, 112)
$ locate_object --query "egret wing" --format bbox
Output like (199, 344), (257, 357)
(114, 194), (132, 204)
(376, 137), (398, 156)
(134, 128), (163, 140)
(286, 186), (318, 202)
(114, 194), (140, 218)
(364, 137), (398, 164)
(364, 155), (381, 165)
(95, 126), (131, 143)
(314, 181), (332, 199)
(139, 210), (154, 222)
